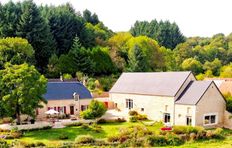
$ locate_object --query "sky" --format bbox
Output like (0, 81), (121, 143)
(1, 0), (232, 37)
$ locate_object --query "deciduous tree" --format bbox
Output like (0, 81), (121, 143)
(0, 63), (47, 124)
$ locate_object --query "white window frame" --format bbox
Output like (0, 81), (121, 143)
(203, 113), (218, 126)
(163, 113), (171, 124)
(186, 116), (192, 126)
(126, 99), (133, 109)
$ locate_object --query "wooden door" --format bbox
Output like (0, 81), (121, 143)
(70, 106), (74, 115)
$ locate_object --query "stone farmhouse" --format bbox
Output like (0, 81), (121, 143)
(109, 71), (226, 127)
(36, 80), (92, 119)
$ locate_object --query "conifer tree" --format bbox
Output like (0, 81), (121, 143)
(16, 0), (55, 72)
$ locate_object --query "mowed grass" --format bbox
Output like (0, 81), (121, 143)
(18, 122), (162, 146)
(8, 122), (232, 147)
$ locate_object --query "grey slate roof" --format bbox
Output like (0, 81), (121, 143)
(175, 81), (212, 105)
(109, 71), (192, 97)
(43, 82), (92, 100)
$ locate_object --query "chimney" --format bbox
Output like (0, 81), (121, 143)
(60, 73), (63, 81)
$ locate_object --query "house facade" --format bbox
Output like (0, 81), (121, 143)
(109, 72), (226, 127)
(37, 81), (92, 119)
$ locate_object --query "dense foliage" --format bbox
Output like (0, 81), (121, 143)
(0, 0), (232, 88)
(0, 63), (47, 123)
(80, 100), (107, 119)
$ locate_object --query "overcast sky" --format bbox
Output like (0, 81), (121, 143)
(1, 0), (232, 37)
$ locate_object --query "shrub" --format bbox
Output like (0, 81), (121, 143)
(59, 134), (69, 140)
(63, 73), (72, 80)
(81, 124), (90, 130)
(116, 118), (126, 122)
(91, 123), (102, 133)
(129, 116), (137, 122)
(80, 100), (107, 119)
(35, 142), (46, 147)
(2, 117), (13, 124)
(75, 135), (95, 144)
(189, 132), (196, 141)
(21, 142), (46, 147)
(107, 135), (120, 143)
(63, 122), (82, 127)
(137, 114), (148, 120)
(213, 128), (224, 139)
(128, 110), (138, 116)
(145, 135), (167, 146)
(0, 139), (9, 148)
(206, 130), (214, 139)
(166, 133), (184, 146)
(59, 142), (74, 148)
(94, 139), (107, 146)
(97, 118), (106, 124)
(173, 126), (204, 134)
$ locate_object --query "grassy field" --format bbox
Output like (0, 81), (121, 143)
(7, 122), (232, 147)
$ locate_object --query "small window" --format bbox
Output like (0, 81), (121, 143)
(186, 116), (192, 126)
(141, 108), (144, 112)
(164, 113), (170, 123)
(126, 99), (133, 109)
(204, 115), (217, 125)
(81, 105), (88, 111)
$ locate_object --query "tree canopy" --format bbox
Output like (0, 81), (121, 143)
(0, 63), (47, 123)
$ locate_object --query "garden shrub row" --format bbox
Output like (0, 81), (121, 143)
(128, 110), (148, 122)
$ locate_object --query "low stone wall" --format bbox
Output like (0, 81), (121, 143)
(224, 111), (232, 129)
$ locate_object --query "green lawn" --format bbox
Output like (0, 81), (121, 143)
(7, 122), (232, 147)
(17, 122), (161, 147)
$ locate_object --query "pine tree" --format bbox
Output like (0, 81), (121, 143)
(16, 0), (56, 72)
(68, 37), (94, 74)
(41, 4), (84, 55)
(0, 1), (22, 37)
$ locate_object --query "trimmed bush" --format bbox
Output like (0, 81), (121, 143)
(63, 122), (82, 127)
(97, 119), (106, 124)
(59, 142), (74, 148)
(166, 133), (184, 146)
(129, 116), (137, 122)
(107, 135), (120, 143)
(2, 117), (13, 124)
(128, 110), (138, 116)
(58, 134), (69, 140)
(91, 123), (102, 133)
(213, 128), (224, 139)
(145, 135), (167, 146)
(173, 126), (204, 134)
(137, 114), (148, 120)
(75, 135), (95, 144)
(81, 124), (90, 130)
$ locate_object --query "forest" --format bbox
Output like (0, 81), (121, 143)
(0, 0), (232, 92)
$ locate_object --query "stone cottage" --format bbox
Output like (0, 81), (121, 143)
(109, 71), (226, 127)
(37, 80), (92, 119)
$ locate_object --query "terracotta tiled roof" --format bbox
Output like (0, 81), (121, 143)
(219, 81), (232, 94)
